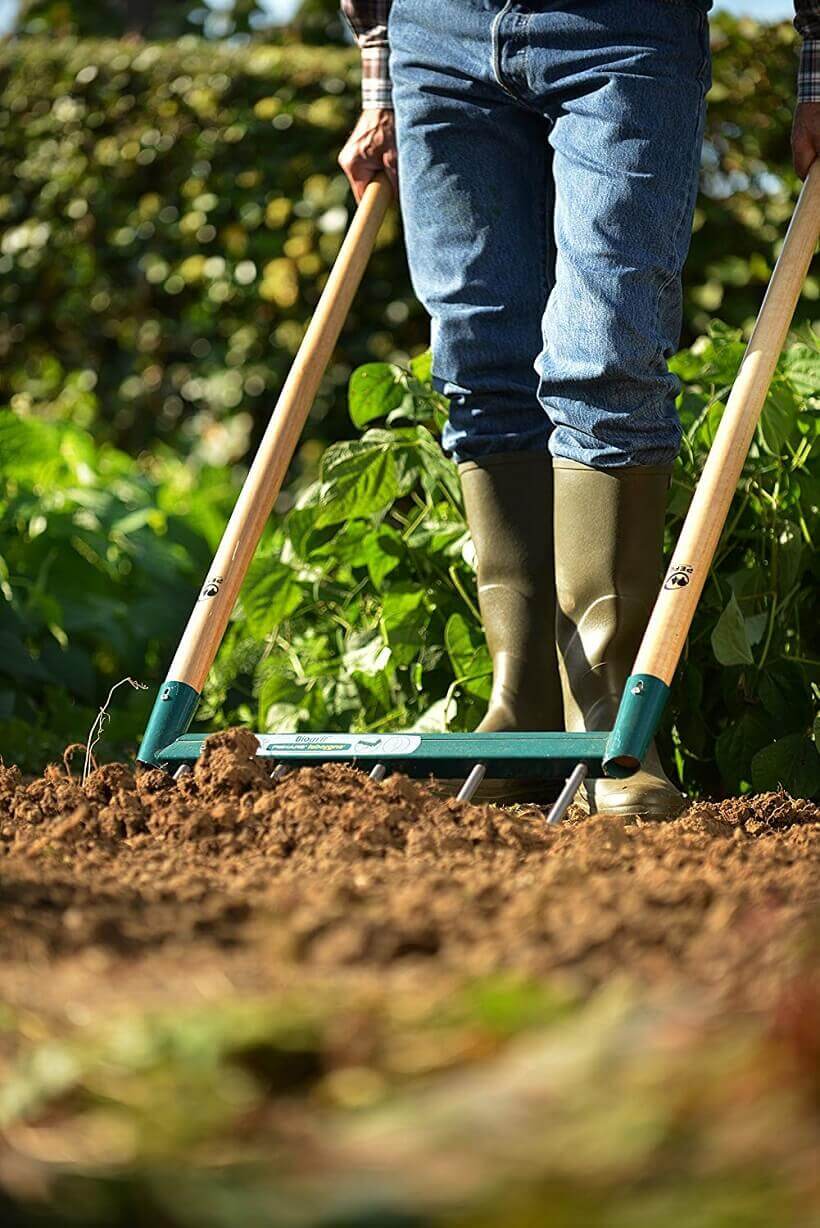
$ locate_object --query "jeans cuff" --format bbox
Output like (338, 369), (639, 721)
(551, 457), (674, 476)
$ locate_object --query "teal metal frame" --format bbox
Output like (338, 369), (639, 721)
(137, 672), (669, 779)
(153, 729), (613, 778)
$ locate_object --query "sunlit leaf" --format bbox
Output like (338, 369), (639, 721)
(348, 363), (405, 428)
(445, 612), (491, 700)
(316, 437), (399, 527)
(381, 585), (427, 668)
(241, 559), (304, 638)
(711, 593), (754, 666)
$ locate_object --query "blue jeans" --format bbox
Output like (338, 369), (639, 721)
(390, 0), (711, 468)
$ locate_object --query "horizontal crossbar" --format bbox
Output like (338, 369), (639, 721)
(156, 731), (613, 779)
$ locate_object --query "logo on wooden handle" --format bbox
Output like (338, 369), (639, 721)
(198, 575), (224, 600)
(664, 564), (693, 590)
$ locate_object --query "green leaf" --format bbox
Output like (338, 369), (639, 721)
(348, 363), (405, 428)
(365, 526), (403, 589)
(384, 425), (430, 497)
(283, 481), (323, 557)
(352, 667), (393, 715)
(775, 520), (803, 595)
(759, 665), (813, 732)
(743, 611), (768, 647)
(751, 734), (820, 798)
(702, 324), (746, 382)
(342, 632), (391, 677)
(728, 569), (768, 604)
(410, 349), (433, 384)
(779, 342), (820, 397)
(0, 414), (62, 482)
(707, 320), (744, 345)
(381, 585), (427, 668)
(702, 400), (726, 448)
(444, 612), (492, 700)
(241, 559), (304, 638)
(316, 436), (400, 528)
(309, 522), (366, 565)
(715, 710), (772, 793)
(711, 593), (754, 666)
(758, 381), (799, 455)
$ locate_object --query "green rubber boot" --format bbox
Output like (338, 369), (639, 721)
(457, 453), (564, 803)
(553, 460), (684, 818)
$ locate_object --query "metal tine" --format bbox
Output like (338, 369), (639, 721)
(369, 763), (388, 782)
(546, 763), (588, 826)
(270, 764), (290, 781)
(173, 764), (192, 781)
(456, 762), (487, 803)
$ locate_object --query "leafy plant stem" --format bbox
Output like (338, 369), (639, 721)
(447, 565), (480, 623)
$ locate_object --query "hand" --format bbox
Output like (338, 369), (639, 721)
(338, 109), (398, 202)
(792, 102), (820, 179)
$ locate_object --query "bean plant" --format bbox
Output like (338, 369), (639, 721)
(206, 325), (819, 799)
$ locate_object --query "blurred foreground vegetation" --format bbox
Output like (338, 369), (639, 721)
(1, 976), (818, 1226)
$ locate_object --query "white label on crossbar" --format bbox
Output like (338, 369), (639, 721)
(257, 733), (422, 757)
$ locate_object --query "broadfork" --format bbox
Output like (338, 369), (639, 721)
(138, 166), (820, 819)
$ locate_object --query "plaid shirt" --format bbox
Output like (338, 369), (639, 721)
(340, 0), (393, 108)
(341, 1), (820, 108)
(796, 0), (820, 101)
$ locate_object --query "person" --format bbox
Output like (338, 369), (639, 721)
(337, 0), (820, 816)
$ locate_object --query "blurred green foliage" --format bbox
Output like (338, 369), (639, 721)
(0, 410), (233, 766)
(16, 0), (343, 41)
(0, 36), (421, 460)
(0, 15), (816, 463)
(0, 980), (818, 1226)
(17, 0), (270, 39)
(693, 16), (818, 330)
(289, 0), (349, 44)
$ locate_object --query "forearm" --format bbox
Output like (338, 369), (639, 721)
(795, 0), (820, 101)
(340, 0), (393, 109)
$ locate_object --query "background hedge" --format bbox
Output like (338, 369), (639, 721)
(0, 35), (422, 467)
(0, 16), (817, 467)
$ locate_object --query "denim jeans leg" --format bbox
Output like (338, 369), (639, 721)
(390, 1), (554, 461)
(529, 1), (711, 469)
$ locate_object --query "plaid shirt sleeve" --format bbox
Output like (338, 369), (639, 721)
(340, 1), (393, 109)
(795, 1), (820, 101)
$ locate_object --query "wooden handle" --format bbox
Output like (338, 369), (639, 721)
(633, 161), (820, 684)
(168, 175), (393, 690)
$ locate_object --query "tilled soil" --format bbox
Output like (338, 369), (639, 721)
(1, 728), (818, 1016)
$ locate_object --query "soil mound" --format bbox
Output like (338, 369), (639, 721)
(1, 728), (817, 1007)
